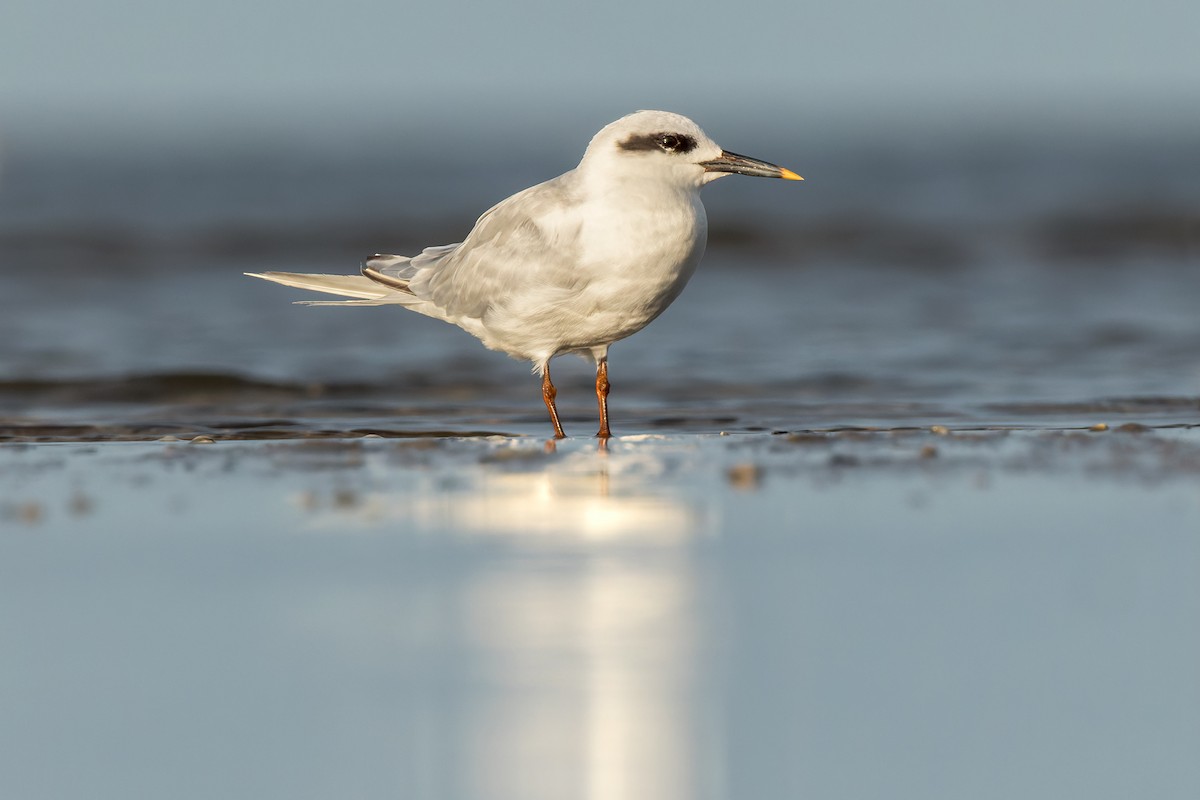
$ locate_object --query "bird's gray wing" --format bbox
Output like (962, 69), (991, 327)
(366, 245), (460, 284)
(405, 174), (586, 319)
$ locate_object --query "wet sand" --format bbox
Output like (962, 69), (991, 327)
(6, 424), (1200, 533)
(6, 422), (1200, 528)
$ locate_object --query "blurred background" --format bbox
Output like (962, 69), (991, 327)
(3, 6), (1200, 800)
(2, 0), (1199, 432)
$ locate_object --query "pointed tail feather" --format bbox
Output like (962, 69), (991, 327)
(245, 272), (391, 300)
(297, 298), (398, 307)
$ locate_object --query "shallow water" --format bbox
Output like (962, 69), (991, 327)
(2, 255), (1199, 441)
(3, 432), (1199, 799)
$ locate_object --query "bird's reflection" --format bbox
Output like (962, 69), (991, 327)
(461, 535), (708, 800)
(292, 437), (718, 799)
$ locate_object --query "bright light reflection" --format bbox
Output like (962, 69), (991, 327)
(295, 445), (709, 539)
(464, 553), (707, 800)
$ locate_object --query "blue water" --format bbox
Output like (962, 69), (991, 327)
(2, 434), (1199, 799)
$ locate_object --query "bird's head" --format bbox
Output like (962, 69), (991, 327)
(579, 110), (802, 189)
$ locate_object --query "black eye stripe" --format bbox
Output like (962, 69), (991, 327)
(618, 132), (698, 155)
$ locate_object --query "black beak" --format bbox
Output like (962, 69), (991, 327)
(700, 150), (803, 180)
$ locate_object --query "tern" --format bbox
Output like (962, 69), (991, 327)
(247, 110), (801, 438)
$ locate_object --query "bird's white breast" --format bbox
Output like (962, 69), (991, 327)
(468, 175), (709, 362)
(569, 184), (706, 334)
(581, 185), (705, 275)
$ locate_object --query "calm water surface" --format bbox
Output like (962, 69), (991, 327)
(2, 433), (1199, 799)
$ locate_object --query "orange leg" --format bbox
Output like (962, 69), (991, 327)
(595, 358), (611, 439)
(542, 366), (566, 439)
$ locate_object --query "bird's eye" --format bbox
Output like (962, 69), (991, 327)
(657, 134), (682, 152)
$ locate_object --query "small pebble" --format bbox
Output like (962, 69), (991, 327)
(726, 463), (762, 490)
(190, 435), (216, 444)
(1089, 423), (1109, 432)
(930, 425), (950, 435)
(6, 502), (44, 525)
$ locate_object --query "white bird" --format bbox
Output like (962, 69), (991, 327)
(247, 110), (801, 438)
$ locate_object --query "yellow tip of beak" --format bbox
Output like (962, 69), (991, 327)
(780, 168), (804, 181)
